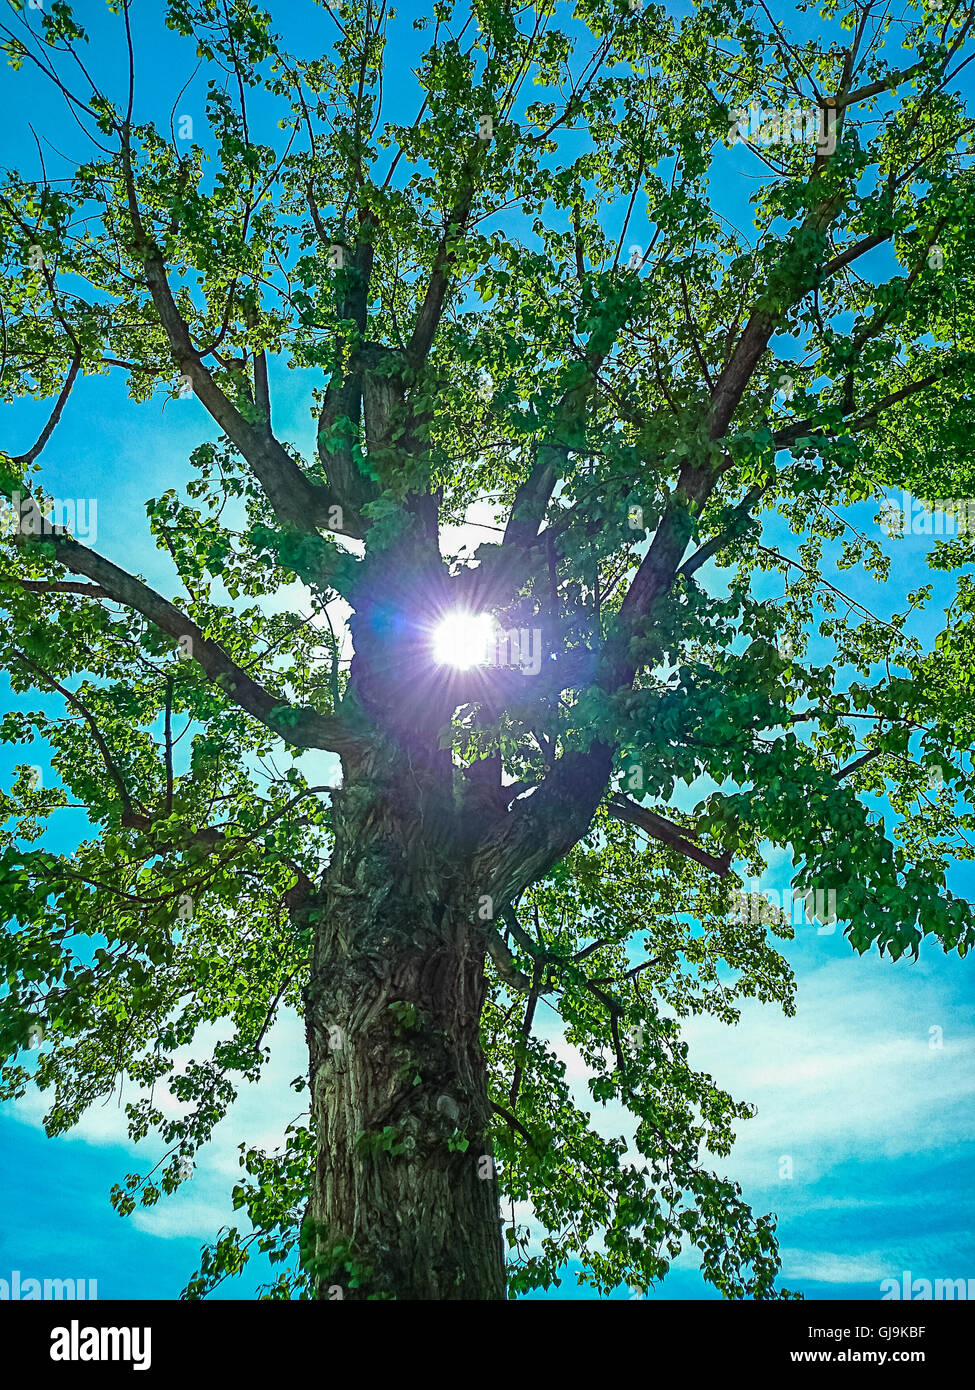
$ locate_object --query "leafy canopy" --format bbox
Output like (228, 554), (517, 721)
(1, 0), (974, 1298)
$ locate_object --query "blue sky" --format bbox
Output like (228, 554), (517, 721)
(1, 0), (973, 1300)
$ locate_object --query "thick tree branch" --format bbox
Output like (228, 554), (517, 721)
(502, 313), (622, 551)
(679, 483), (771, 580)
(13, 527), (358, 755)
(470, 746), (614, 912)
(607, 796), (732, 877)
(12, 348), (82, 466)
(819, 229), (891, 279)
(13, 650), (141, 822)
(479, 921), (531, 993)
(7, 578), (109, 598)
(118, 127), (348, 536)
(772, 367), (951, 449)
(405, 148), (485, 368)
(835, 750), (881, 781)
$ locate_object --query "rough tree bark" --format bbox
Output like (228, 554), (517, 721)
(301, 537), (512, 1300)
(303, 781), (506, 1300)
(291, 437), (625, 1296)
(296, 284), (618, 1298)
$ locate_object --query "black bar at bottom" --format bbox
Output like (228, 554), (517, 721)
(1, 1296), (968, 1376)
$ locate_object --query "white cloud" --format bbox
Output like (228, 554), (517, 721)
(7, 939), (971, 1286)
(131, 1194), (232, 1241)
(678, 953), (975, 1187)
(780, 1248), (890, 1284)
(9, 1011), (308, 1201)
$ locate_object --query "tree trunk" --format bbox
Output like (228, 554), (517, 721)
(297, 525), (606, 1299)
(302, 761), (506, 1301)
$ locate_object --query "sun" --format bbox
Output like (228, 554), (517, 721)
(431, 611), (496, 670)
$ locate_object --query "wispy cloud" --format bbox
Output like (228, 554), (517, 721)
(780, 1249), (891, 1284)
(3, 935), (972, 1298)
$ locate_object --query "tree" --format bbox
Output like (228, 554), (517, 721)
(1, 0), (973, 1302)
